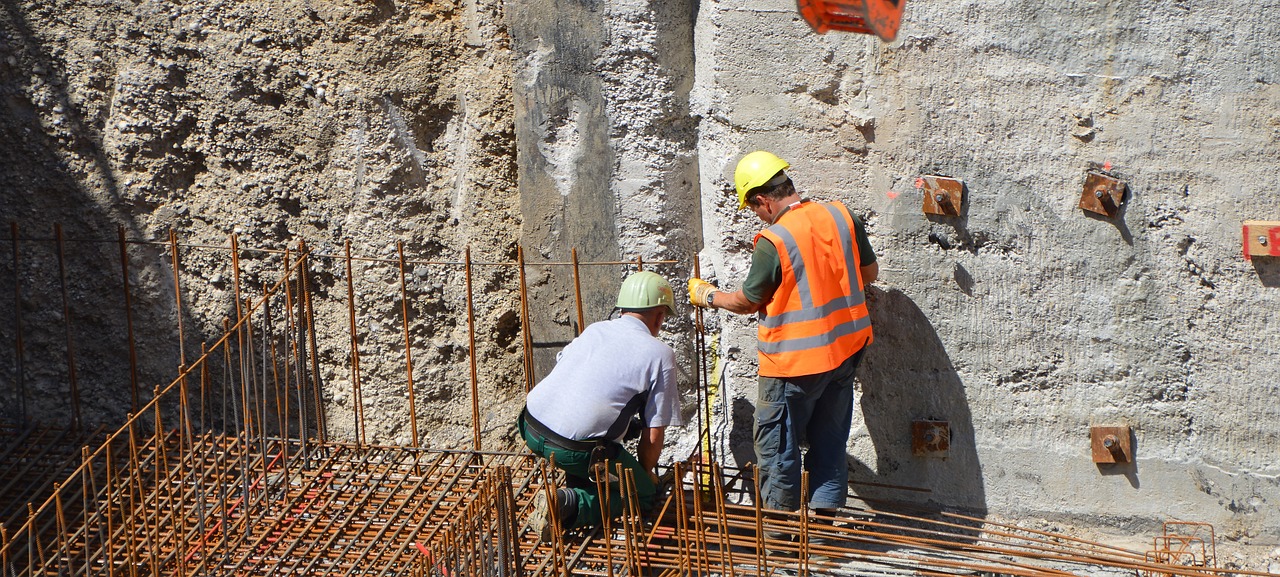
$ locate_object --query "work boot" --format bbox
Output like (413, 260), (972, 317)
(761, 511), (798, 559)
(529, 488), (578, 542)
(764, 530), (797, 559)
(807, 507), (843, 561)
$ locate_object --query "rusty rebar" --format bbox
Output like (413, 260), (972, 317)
(397, 241), (421, 449)
(298, 241), (326, 444)
(570, 248), (584, 334)
(465, 247), (481, 450)
(55, 224), (82, 431)
(283, 246), (309, 457)
(168, 229), (187, 369)
(516, 245), (534, 392)
(118, 226), (141, 413)
(231, 234), (255, 442)
(343, 239), (366, 445)
(2, 232), (1272, 577)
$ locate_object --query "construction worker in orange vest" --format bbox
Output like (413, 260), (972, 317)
(689, 150), (878, 517)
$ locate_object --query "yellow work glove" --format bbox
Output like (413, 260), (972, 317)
(688, 278), (716, 308)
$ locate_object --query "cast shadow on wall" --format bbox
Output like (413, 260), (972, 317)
(852, 287), (987, 525)
(1253, 257), (1280, 288)
(0, 0), (141, 430)
(724, 287), (988, 540)
(0, 1), (263, 439)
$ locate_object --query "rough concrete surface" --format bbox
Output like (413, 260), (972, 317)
(1, 0), (1279, 566)
(0, 0), (525, 449)
(691, 0), (1280, 558)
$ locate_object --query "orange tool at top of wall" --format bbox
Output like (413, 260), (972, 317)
(797, 0), (906, 41)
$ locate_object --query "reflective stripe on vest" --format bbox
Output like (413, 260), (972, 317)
(754, 201), (872, 377)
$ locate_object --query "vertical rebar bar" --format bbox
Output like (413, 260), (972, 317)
(673, 460), (691, 576)
(465, 247), (481, 451)
(1, 522), (8, 576)
(124, 418), (140, 577)
(249, 293), (272, 511)
(168, 230), (187, 372)
(516, 245), (534, 391)
(397, 241), (420, 448)
(230, 235), (254, 441)
(691, 460), (710, 576)
(621, 466), (641, 576)
(799, 472), (810, 577)
(53, 483), (67, 576)
(693, 255), (709, 464)
(215, 428), (233, 569)
(28, 504), (45, 576)
(55, 224), (82, 431)
(81, 446), (93, 574)
(753, 464), (767, 576)
(710, 463), (736, 571)
(149, 387), (163, 575)
(200, 342), (209, 436)
(597, 462), (614, 577)
(117, 226), (141, 413)
(264, 288), (286, 445)
(500, 466), (523, 577)
(104, 440), (116, 577)
(194, 380), (210, 576)
(570, 248), (584, 335)
(176, 371), (192, 577)
(283, 247), (308, 457)
(344, 239), (366, 445)
(299, 240), (326, 445)
(537, 459), (565, 576)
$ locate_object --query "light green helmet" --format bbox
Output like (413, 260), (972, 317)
(616, 271), (675, 314)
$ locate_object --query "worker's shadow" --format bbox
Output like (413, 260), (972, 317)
(852, 287), (988, 538)
(724, 287), (987, 541)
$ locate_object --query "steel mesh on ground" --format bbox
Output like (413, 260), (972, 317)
(0, 232), (1267, 576)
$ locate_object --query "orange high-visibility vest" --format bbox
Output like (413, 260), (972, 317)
(753, 201), (873, 377)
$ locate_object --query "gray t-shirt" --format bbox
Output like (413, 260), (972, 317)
(526, 315), (683, 441)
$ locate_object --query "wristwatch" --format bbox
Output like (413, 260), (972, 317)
(707, 291), (716, 307)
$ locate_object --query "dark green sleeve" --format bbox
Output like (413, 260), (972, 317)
(852, 213), (876, 267)
(741, 240), (782, 304)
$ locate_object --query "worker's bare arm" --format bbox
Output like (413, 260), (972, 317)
(860, 261), (878, 286)
(712, 289), (765, 315)
(638, 427), (665, 473)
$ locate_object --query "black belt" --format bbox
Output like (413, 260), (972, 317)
(522, 407), (602, 452)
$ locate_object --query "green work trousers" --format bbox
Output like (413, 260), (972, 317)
(519, 416), (657, 529)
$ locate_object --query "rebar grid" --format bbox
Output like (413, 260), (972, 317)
(2, 229), (1276, 577)
(421, 457), (1277, 577)
(0, 427), (105, 535)
(0, 229), (680, 576)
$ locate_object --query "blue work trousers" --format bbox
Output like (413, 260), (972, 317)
(754, 348), (866, 511)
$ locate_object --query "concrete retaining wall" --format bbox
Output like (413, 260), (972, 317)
(690, 0), (1280, 540)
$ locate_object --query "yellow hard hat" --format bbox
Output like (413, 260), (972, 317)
(616, 271), (675, 314)
(734, 151), (791, 209)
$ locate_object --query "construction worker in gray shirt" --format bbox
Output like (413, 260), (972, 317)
(519, 271), (684, 538)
